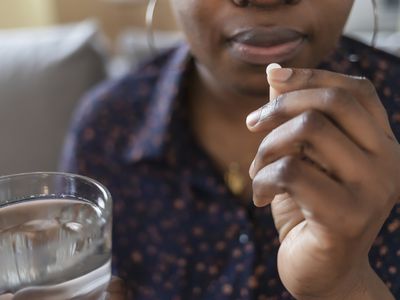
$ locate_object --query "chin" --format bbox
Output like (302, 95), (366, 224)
(219, 62), (268, 97)
(229, 74), (270, 99)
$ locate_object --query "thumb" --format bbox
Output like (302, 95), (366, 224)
(246, 63), (283, 130)
(266, 63), (283, 100)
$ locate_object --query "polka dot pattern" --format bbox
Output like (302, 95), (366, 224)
(61, 37), (400, 299)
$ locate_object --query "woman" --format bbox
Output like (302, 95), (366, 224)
(62, 0), (400, 299)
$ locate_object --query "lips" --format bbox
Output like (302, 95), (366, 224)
(227, 27), (306, 65)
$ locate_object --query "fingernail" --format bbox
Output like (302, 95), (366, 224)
(268, 68), (293, 82)
(246, 109), (261, 127)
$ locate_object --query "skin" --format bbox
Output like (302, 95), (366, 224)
(8, 1), (394, 299)
(170, 0), (353, 97)
(171, 0), (356, 198)
(168, 0), (400, 299)
(248, 68), (400, 299)
(105, 277), (127, 300)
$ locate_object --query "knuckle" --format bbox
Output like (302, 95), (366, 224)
(357, 77), (377, 97)
(323, 87), (353, 108)
(322, 87), (356, 112)
(275, 156), (298, 185)
(300, 68), (315, 85)
(299, 110), (326, 133)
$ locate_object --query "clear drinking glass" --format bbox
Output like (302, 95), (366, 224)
(0, 172), (112, 300)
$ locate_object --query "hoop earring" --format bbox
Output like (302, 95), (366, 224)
(371, 0), (378, 47)
(146, 0), (158, 54)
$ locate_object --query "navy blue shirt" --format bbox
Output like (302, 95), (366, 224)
(62, 37), (400, 299)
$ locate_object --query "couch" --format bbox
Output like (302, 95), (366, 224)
(0, 21), (107, 176)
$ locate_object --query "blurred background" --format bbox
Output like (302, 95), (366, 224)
(0, 0), (399, 176)
(0, 0), (399, 63)
(0, 0), (178, 50)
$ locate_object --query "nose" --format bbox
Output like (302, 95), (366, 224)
(232, 0), (300, 8)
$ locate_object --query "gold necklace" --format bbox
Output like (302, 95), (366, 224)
(224, 162), (246, 196)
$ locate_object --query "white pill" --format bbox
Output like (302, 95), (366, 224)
(266, 63), (282, 76)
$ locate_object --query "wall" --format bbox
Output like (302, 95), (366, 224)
(0, 0), (56, 28)
(345, 0), (399, 32)
(0, 0), (177, 41)
(0, 0), (398, 37)
(53, 0), (177, 41)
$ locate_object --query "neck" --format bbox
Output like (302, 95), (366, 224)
(194, 62), (269, 124)
(188, 63), (268, 199)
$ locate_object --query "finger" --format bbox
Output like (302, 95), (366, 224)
(252, 156), (357, 231)
(247, 87), (385, 152)
(0, 294), (13, 300)
(103, 291), (126, 300)
(266, 67), (393, 137)
(104, 277), (127, 300)
(107, 277), (126, 293)
(267, 63), (284, 100)
(271, 193), (305, 243)
(250, 110), (367, 181)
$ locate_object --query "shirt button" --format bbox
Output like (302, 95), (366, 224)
(348, 54), (360, 63)
(239, 233), (249, 244)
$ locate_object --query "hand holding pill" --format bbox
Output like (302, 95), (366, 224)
(246, 63), (400, 299)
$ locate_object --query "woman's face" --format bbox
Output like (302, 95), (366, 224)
(170, 0), (354, 97)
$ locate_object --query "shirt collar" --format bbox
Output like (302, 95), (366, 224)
(124, 43), (192, 164)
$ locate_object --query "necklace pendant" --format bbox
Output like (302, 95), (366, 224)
(224, 162), (246, 196)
